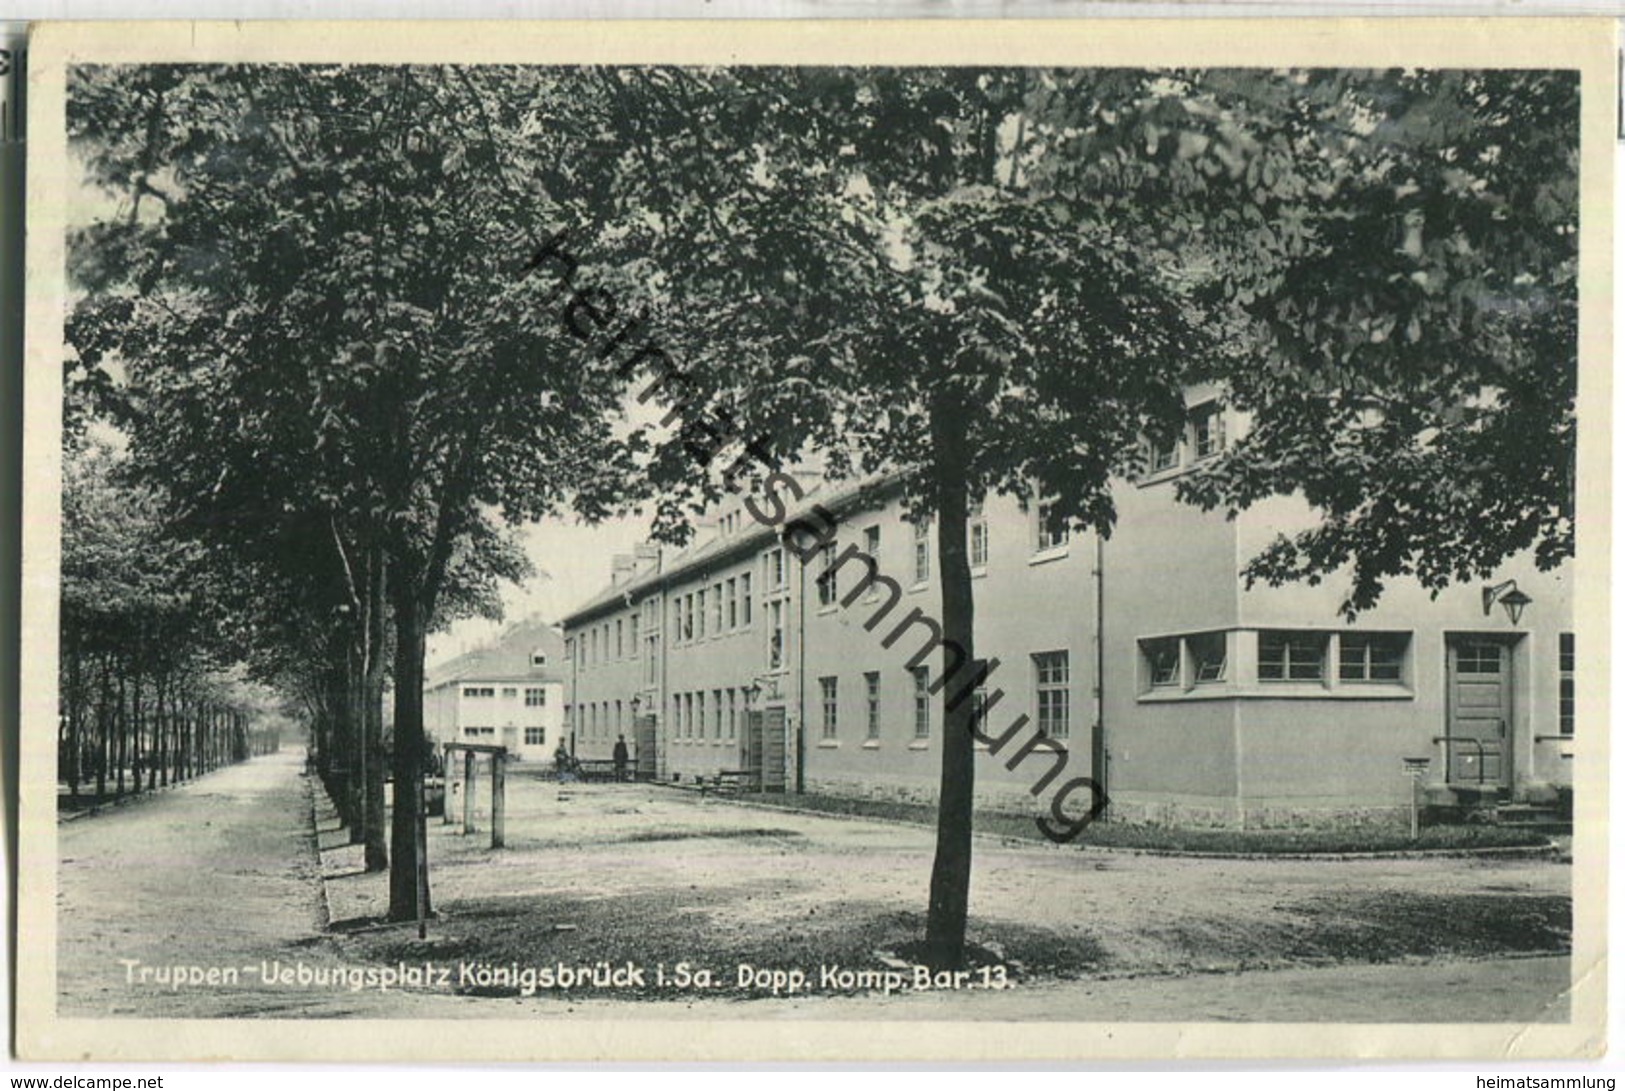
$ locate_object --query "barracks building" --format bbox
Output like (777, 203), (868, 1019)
(558, 394), (1576, 828)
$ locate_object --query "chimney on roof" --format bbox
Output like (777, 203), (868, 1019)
(633, 541), (661, 575)
(611, 554), (635, 586)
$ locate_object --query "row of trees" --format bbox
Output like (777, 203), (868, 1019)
(67, 64), (1576, 965)
(60, 441), (286, 805)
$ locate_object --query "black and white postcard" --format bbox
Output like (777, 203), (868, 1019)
(15, 17), (1613, 1061)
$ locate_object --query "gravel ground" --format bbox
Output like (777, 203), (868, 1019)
(53, 752), (1572, 1023)
(325, 770), (1571, 1020)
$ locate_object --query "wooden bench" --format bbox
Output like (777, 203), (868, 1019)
(702, 769), (759, 796)
(573, 758), (621, 783)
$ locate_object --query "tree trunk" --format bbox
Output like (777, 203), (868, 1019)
(387, 584), (429, 922)
(362, 549), (390, 872)
(155, 673), (168, 789)
(95, 652), (110, 802)
(64, 630), (82, 801)
(923, 394), (978, 971)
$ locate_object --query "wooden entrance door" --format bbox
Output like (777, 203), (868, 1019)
(634, 714), (658, 780)
(744, 708), (788, 792)
(1445, 637), (1512, 787)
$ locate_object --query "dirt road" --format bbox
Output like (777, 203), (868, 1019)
(56, 749), (461, 1018)
(53, 755), (1573, 1026)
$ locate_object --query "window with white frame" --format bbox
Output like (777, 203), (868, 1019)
(863, 526), (882, 599)
(463, 686), (495, 699)
(740, 572), (753, 626)
(615, 619), (623, 658)
(713, 583), (724, 633)
(817, 541), (839, 606)
(696, 589), (707, 638)
(1339, 632), (1407, 683)
(501, 687), (517, 698)
(727, 577), (738, 629)
(1035, 501), (1069, 552)
(768, 548), (786, 590)
(713, 689), (723, 739)
(1192, 401), (1226, 459)
(912, 665), (931, 738)
(768, 600), (785, 670)
(525, 727), (544, 746)
(1150, 433), (1180, 473)
(1560, 633), (1575, 736)
(727, 688), (738, 741)
(1189, 632), (1227, 684)
(1142, 638), (1180, 687)
(1259, 631), (1329, 682)
(970, 516), (989, 568)
(630, 613), (639, 657)
(913, 520), (930, 584)
(865, 672), (881, 740)
(1034, 651), (1070, 739)
(820, 676), (839, 740)
(525, 687), (546, 707)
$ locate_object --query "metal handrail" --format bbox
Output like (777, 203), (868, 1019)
(1431, 734), (1488, 785)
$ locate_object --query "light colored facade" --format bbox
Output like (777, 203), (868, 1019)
(423, 619), (566, 763)
(562, 399), (1575, 827)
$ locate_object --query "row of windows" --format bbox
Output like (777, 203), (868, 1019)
(460, 726), (548, 746)
(673, 573), (756, 645)
(572, 612), (645, 668)
(568, 699), (633, 741)
(461, 686), (548, 704)
(671, 688), (745, 743)
(575, 502), (1085, 670)
(1138, 630), (1577, 735)
(1140, 630), (1408, 692)
(814, 652), (1073, 742)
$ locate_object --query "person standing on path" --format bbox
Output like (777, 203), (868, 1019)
(612, 735), (629, 782)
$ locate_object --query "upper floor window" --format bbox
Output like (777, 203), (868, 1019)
(740, 572), (754, 626)
(913, 519), (931, 584)
(1036, 500), (1069, 553)
(1192, 401), (1226, 459)
(768, 600), (786, 670)
(1150, 435), (1180, 473)
(969, 516), (989, 568)
(531, 648), (548, 668)
(767, 547), (787, 590)
(817, 541), (839, 606)
(525, 687), (546, 707)
(462, 686), (495, 699)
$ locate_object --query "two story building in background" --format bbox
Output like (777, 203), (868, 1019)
(560, 395), (1576, 828)
(423, 618), (566, 764)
